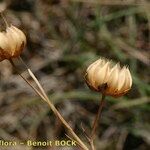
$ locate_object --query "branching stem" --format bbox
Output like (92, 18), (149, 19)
(9, 59), (89, 150)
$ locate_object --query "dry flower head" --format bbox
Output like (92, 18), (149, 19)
(85, 58), (132, 97)
(0, 24), (26, 62)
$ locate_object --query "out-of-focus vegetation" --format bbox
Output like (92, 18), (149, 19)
(0, 0), (149, 150)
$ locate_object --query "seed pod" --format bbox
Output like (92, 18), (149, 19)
(0, 25), (26, 62)
(85, 58), (132, 97)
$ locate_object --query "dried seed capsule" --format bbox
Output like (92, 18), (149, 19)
(0, 25), (26, 62)
(85, 58), (132, 97)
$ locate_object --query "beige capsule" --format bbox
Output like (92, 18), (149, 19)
(85, 58), (132, 97)
(0, 25), (26, 62)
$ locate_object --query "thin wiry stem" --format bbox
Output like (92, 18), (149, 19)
(9, 59), (46, 101)
(91, 94), (105, 139)
(9, 58), (89, 150)
(89, 140), (95, 150)
(90, 94), (105, 150)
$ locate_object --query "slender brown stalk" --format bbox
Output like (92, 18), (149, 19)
(91, 94), (105, 139)
(90, 94), (105, 150)
(9, 59), (46, 101)
(89, 140), (95, 150)
(9, 59), (89, 150)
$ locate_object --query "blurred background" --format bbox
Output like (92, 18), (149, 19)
(0, 0), (150, 150)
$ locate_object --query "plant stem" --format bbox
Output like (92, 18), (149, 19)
(9, 59), (89, 150)
(90, 94), (105, 150)
(89, 140), (95, 150)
